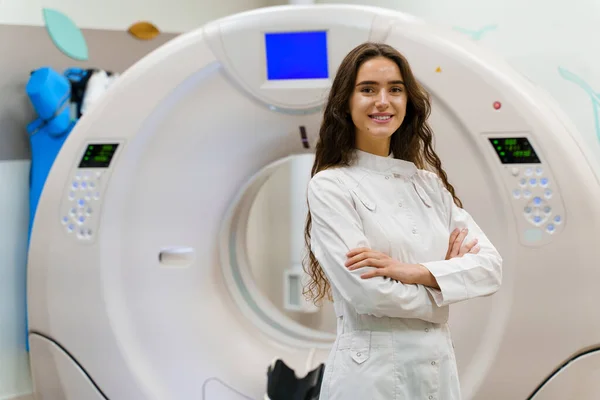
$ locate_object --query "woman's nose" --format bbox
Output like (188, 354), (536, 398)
(376, 91), (390, 107)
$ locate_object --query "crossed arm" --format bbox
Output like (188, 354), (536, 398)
(345, 226), (480, 289)
(307, 172), (503, 323)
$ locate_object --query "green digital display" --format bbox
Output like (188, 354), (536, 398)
(78, 143), (119, 168)
(489, 137), (540, 164)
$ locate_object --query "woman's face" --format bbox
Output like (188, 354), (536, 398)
(349, 56), (408, 153)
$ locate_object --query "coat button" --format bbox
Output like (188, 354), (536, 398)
(431, 361), (436, 366)
(412, 229), (417, 234)
(398, 202), (403, 207)
(356, 352), (361, 357)
(385, 176), (390, 180)
(425, 328), (429, 332)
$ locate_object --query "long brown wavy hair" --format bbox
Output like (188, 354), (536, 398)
(303, 42), (462, 306)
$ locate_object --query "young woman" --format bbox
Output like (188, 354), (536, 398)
(303, 42), (503, 400)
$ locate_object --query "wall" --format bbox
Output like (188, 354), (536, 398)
(0, 161), (31, 400)
(0, 0), (270, 32)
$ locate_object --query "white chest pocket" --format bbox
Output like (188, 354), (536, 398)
(410, 178), (433, 208)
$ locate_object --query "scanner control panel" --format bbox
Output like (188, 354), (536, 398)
(59, 142), (121, 244)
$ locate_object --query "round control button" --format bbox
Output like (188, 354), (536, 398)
(78, 199), (86, 207)
(512, 189), (521, 199)
(519, 178), (527, 187)
(529, 178), (537, 187)
(525, 168), (533, 176)
(544, 206), (552, 214)
(523, 190), (532, 199)
(524, 207), (532, 214)
(510, 167), (519, 176)
(544, 189), (553, 199)
(540, 177), (549, 187)
(67, 224), (74, 232)
(547, 224), (555, 233)
(535, 167), (543, 176)
(533, 216), (542, 224)
(78, 216), (86, 224)
(72, 182), (79, 189)
(526, 198), (548, 213)
(81, 181), (88, 189)
(61, 216), (69, 224)
(554, 215), (562, 224)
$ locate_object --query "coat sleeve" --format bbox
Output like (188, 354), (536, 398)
(421, 175), (503, 307)
(307, 171), (449, 323)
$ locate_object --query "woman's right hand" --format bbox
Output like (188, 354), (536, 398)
(445, 228), (479, 260)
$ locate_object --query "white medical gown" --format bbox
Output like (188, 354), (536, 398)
(308, 149), (503, 400)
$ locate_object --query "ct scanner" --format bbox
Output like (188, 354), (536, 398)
(26, 4), (600, 400)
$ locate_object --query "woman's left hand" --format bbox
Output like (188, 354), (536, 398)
(345, 247), (425, 284)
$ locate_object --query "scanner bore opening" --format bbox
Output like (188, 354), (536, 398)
(220, 154), (336, 350)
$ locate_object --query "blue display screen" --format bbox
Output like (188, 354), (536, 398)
(264, 31), (329, 80)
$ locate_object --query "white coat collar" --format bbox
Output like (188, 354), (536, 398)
(352, 149), (417, 177)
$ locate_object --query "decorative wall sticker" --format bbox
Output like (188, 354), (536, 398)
(42, 8), (88, 61)
(559, 67), (600, 142)
(435, 66), (442, 73)
(453, 24), (498, 41)
(128, 21), (160, 40)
